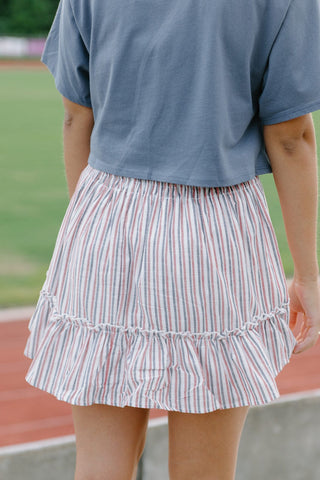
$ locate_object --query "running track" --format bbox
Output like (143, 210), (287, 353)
(1, 59), (319, 446)
(1, 314), (319, 447)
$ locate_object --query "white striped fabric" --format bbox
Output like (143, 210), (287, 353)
(24, 164), (297, 413)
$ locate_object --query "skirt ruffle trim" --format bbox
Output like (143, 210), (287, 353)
(24, 289), (297, 413)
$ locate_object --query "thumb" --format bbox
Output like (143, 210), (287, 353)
(293, 325), (319, 354)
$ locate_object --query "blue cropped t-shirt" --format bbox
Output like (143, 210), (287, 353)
(42, 0), (320, 187)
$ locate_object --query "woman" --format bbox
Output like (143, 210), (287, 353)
(24, 0), (320, 479)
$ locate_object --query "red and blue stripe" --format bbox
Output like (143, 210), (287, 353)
(24, 165), (297, 413)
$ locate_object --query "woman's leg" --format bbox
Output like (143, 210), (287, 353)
(168, 406), (249, 480)
(72, 404), (150, 480)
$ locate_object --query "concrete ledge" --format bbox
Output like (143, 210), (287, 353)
(0, 435), (76, 480)
(0, 433), (143, 480)
(236, 389), (320, 480)
(142, 389), (320, 480)
(1, 390), (320, 480)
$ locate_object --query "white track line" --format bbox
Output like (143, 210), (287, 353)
(0, 306), (35, 323)
(0, 434), (76, 455)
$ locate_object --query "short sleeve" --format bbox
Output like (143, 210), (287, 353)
(41, 0), (91, 108)
(259, 0), (320, 125)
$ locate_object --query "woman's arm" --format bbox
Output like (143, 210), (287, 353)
(263, 113), (319, 283)
(62, 96), (94, 199)
(263, 113), (320, 353)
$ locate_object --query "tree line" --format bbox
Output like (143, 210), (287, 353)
(0, 0), (59, 36)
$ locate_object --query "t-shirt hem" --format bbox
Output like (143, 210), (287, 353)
(88, 153), (272, 188)
(260, 99), (320, 125)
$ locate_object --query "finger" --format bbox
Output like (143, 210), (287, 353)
(295, 314), (307, 340)
(293, 327), (319, 354)
(289, 308), (297, 330)
(296, 321), (311, 343)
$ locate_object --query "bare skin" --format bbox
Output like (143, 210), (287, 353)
(167, 406), (249, 480)
(61, 96), (319, 479)
(263, 113), (320, 354)
(62, 96), (94, 198)
(71, 404), (249, 480)
(72, 405), (150, 480)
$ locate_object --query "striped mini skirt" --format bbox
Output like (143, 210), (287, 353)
(24, 164), (297, 413)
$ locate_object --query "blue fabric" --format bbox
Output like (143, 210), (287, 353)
(42, 0), (320, 187)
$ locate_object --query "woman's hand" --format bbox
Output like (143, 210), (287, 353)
(264, 115), (320, 355)
(288, 276), (320, 354)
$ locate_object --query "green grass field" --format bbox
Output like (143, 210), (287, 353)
(0, 68), (319, 307)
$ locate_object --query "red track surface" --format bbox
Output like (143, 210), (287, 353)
(0, 59), (46, 70)
(1, 59), (319, 447)
(0, 318), (319, 448)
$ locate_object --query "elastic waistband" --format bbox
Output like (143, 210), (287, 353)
(82, 164), (261, 201)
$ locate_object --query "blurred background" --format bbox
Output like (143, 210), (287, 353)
(0, 0), (57, 37)
(0, 0), (60, 307)
(0, 0), (320, 307)
(0, 2), (320, 479)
